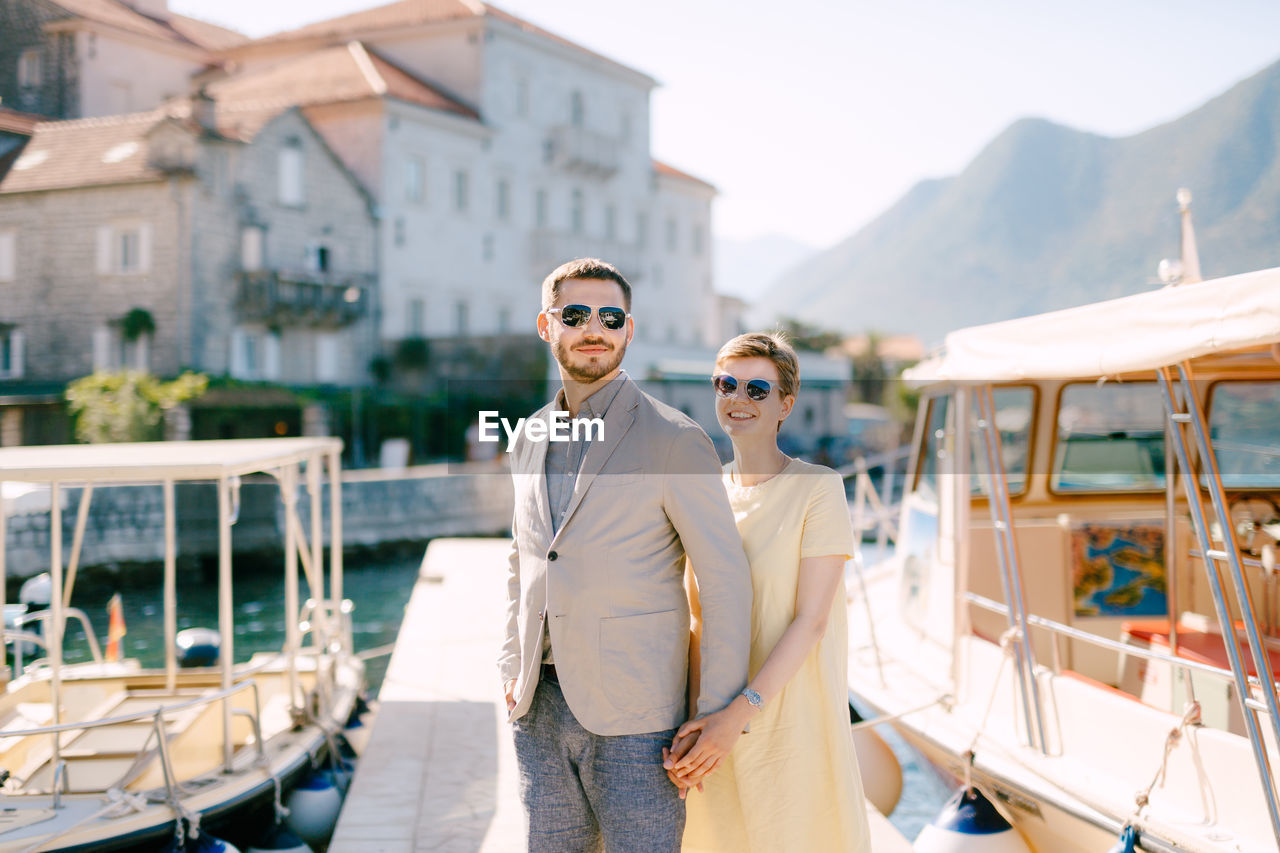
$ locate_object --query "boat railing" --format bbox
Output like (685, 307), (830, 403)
(963, 591), (1277, 705)
(1, 676), (266, 797)
(7, 607), (104, 673)
(299, 597), (356, 654)
(842, 444), (910, 552)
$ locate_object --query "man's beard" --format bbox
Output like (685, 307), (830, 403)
(553, 336), (625, 383)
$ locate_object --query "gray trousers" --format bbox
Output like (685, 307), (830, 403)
(512, 670), (684, 853)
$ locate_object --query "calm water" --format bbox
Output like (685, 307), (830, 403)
(42, 551), (949, 841)
(52, 554), (423, 695)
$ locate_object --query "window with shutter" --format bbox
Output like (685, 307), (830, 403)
(92, 325), (116, 370)
(8, 330), (23, 379)
(263, 332), (281, 380)
(0, 328), (11, 376)
(0, 231), (15, 281)
(241, 226), (264, 271)
(279, 145), (304, 206)
(18, 49), (42, 89)
(405, 156), (425, 203)
(315, 333), (339, 383)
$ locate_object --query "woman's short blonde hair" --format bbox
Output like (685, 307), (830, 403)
(715, 331), (800, 399)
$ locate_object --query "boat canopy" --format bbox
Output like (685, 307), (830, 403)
(905, 266), (1280, 384)
(0, 437), (342, 483)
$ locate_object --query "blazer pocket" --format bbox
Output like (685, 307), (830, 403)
(598, 608), (685, 712)
(592, 467), (643, 487)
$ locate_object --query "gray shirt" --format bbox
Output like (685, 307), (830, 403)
(541, 373), (626, 663)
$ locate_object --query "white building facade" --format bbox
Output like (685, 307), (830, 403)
(216, 1), (720, 350)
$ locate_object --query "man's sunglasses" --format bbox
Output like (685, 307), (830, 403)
(712, 374), (774, 402)
(545, 304), (630, 331)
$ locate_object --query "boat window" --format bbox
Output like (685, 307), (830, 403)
(1209, 381), (1280, 488)
(1052, 382), (1166, 492)
(970, 387), (1034, 496)
(915, 395), (948, 502)
(916, 388), (1034, 500)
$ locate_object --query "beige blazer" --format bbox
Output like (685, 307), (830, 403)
(498, 374), (752, 735)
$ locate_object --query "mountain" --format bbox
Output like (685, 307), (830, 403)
(754, 56), (1280, 343)
(714, 234), (819, 301)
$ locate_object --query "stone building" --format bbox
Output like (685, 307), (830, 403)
(0, 0), (821, 454)
(3, 0), (726, 354)
(0, 0), (245, 119)
(208, 0), (720, 351)
(0, 99), (378, 444)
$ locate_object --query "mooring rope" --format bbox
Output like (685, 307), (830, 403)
(17, 788), (150, 853)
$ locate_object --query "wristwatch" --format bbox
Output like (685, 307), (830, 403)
(741, 687), (763, 711)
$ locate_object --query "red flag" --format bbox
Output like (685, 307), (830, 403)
(105, 593), (126, 662)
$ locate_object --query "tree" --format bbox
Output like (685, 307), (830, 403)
(120, 308), (156, 342)
(66, 370), (208, 443)
(851, 332), (889, 405)
(776, 317), (843, 353)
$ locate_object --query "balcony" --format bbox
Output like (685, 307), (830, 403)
(549, 125), (620, 178)
(236, 269), (373, 328)
(529, 231), (643, 281)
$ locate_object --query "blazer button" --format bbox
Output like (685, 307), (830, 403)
(547, 550), (558, 561)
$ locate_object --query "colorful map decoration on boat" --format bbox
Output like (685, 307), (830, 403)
(1072, 520), (1167, 617)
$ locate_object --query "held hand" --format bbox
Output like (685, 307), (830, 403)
(670, 701), (752, 779)
(661, 745), (704, 799)
(662, 730), (704, 798)
(504, 678), (517, 713)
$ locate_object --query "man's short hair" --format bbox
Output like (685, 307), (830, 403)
(541, 258), (632, 312)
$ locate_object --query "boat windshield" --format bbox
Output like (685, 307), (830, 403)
(917, 388), (1033, 500)
(1209, 381), (1280, 488)
(1052, 382), (1166, 492)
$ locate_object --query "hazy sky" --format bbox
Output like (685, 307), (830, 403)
(171, 0), (1280, 249)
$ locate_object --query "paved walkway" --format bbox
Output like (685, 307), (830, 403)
(330, 538), (911, 852)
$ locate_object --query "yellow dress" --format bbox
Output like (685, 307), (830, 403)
(683, 458), (870, 853)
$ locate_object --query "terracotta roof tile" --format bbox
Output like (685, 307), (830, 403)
(0, 107), (42, 136)
(257, 0), (477, 44)
(167, 13), (250, 50)
(0, 110), (170, 195)
(363, 46), (479, 117)
(45, 0), (244, 52)
(653, 159), (716, 191)
(252, 0), (652, 82)
(207, 42), (478, 121)
(482, 5), (650, 82)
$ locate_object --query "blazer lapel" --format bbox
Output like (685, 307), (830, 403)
(552, 378), (638, 541)
(524, 408), (554, 540)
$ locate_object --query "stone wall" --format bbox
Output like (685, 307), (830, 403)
(1, 465), (514, 580)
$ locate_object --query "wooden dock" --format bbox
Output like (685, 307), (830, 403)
(330, 538), (912, 852)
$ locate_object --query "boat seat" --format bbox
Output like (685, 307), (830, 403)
(0, 703), (53, 755)
(1118, 616), (1280, 734)
(10, 688), (217, 793)
(1121, 617), (1280, 681)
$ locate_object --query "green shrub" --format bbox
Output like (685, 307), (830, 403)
(66, 370), (208, 443)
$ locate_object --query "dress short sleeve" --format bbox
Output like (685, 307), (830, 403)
(800, 471), (857, 560)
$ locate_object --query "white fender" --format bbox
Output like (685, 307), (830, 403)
(914, 787), (1031, 853)
(284, 772), (343, 847)
(246, 825), (313, 853)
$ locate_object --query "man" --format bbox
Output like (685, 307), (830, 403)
(498, 258), (752, 852)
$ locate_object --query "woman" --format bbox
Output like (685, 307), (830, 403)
(666, 332), (870, 852)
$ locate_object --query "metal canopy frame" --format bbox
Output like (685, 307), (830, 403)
(1157, 364), (1280, 840)
(0, 437), (345, 790)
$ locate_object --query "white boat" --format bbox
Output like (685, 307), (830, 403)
(0, 438), (363, 852)
(846, 202), (1280, 851)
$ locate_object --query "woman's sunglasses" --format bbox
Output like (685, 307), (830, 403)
(545, 304), (630, 331)
(712, 374), (773, 402)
